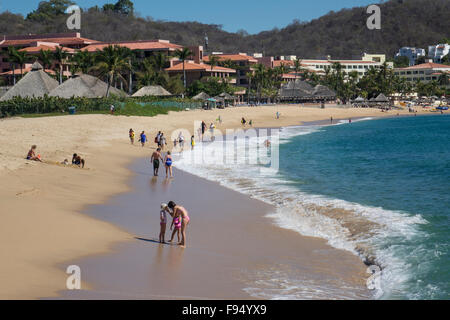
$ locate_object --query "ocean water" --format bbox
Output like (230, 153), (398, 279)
(175, 114), (450, 300)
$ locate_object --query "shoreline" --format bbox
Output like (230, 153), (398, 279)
(0, 106), (441, 299)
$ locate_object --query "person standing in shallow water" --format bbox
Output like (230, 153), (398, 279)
(151, 148), (163, 176)
(168, 201), (190, 248)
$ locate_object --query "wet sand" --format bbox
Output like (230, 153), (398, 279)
(55, 160), (371, 300)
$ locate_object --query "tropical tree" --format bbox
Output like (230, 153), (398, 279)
(53, 46), (68, 84)
(39, 49), (53, 70)
(438, 72), (449, 86)
(70, 50), (95, 74)
(208, 55), (220, 72)
(8, 47), (29, 83)
(174, 47), (193, 89)
(92, 45), (130, 97)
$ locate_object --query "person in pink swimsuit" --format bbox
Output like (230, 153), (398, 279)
(168, 201), (190, 247)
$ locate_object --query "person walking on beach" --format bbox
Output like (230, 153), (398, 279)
(241, 117), (247, 126)
(164, 151), (173, 178)
(151, 148), (163, 176)
(140, 131), (147, 147)
(159, 203), (169, 243)
(160, 133), (167, 150)
(276, 111), (280, 119)
(168, 201), (190, 247)
(330, 117), (333, 124)
(129, 129), (135, 145)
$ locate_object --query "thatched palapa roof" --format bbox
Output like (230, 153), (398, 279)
(49, 73), (127, 98)
(192, 92), (210, 100)
(374, 93), (389, 102)
(132, 85), (171, 97)
(312, 85), (336, 98)
(0, 62), (59, 101)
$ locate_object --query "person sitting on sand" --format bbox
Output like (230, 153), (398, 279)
(164, 151), (173, 178)
(168, 201), (190, 247)
(26, 145), (42, 162)
(241, 117), (247, 126)
(72, 154), (85, 168)
(159, 203), (169, 243)
(151, 148), (164, 176)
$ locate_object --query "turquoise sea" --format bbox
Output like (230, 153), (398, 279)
(176, 114), (450, 299)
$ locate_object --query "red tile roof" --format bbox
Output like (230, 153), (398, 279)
(398, 62), (450, 70)
(81, 40), (183, 52)
(0, 66), (70, 76)
(166, 61), (236, 73)
(19, 44), (75, 54)
(0, 37), (98, 47)
(204, 54), (258, 63)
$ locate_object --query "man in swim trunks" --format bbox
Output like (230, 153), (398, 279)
(151, 148), (164, 176)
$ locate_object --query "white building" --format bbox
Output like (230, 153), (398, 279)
(395, 47), (426, 66)
(394, 61), (450, 85)
(428, 44), (450, 63)
(300, 54), (392, 79)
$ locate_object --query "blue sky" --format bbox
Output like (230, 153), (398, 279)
(0, 0), (378, 34)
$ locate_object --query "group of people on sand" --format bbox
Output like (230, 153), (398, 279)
(159, 201), (190, 248)
(26, 145), (85, 168)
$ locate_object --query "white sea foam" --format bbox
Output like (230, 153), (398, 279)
(174, 124), (428, 299)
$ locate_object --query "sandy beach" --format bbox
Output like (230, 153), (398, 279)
(0, 105), (432, 299)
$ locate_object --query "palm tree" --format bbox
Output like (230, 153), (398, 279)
(53, 46), (69, 84)
(70, 50), (95, 74)
(438, 72), (449, 86)
(92, 45), (130, 97)
(39, 49), (53, 71)
(7, 47), (18, 85)
(174, 47), (193, 88)
(293, 59), (303, 89)
(8, 47), (29, 83)
(208, 55), (220, 72)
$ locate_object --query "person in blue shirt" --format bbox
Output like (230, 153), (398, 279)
(140, 131), (147, 147)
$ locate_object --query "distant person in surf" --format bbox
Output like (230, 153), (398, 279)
(151, 148), (163, 176)
(168, 201), (190, 247)
(191, 136), (195, 150)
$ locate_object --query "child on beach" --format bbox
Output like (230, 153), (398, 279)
(26, 145), (42, 162)
(159, 203), (168, 243)
(169, 214), (181, 244)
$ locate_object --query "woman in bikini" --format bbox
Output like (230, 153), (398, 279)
(168, 201), (190, 248)
(164, 151), (173, 178)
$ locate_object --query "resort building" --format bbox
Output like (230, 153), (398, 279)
(203, 53), (258, 88)
(81, 39), (183, 59)
(0, 32), (98, 75)
(165, 61), (236, 87)
(300, 54), (393, 79)
(395, 47), (426, 66)
(428, 44), (450, 63)
(394, 61), (450, 85)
